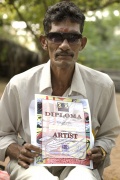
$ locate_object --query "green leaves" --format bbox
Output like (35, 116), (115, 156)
(0, 0), (120, 66)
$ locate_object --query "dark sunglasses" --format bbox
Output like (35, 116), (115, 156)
(46, 32), (82, 44)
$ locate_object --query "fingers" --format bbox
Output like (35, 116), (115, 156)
(18, 158), (30, 169)
(87, 147), (102, 160)
(24, 143), (41, 154)
(18, 150), (34, 169)
(18, 143), (41, 169)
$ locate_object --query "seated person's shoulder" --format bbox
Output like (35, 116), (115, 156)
(78, 63), (114, 88)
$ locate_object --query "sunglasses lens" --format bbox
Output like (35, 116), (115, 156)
(67, 34), (81, 43)
(47, 33), (63, 43)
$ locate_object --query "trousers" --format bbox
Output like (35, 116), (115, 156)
(6, 160), (101, 180)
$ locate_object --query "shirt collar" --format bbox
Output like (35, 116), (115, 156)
(69, 63), (87, 98)
(39, 60), (87, 98)
(39, 60), (52, 94)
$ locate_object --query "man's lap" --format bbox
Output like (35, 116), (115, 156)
(6, 160), (101, 180)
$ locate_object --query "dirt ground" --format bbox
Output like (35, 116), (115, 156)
(0, 78), (120, 179)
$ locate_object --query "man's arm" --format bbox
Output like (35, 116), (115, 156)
(94, 84), (120, 160)
(0, 81), (22, 162)
(91, 80), (120, 169)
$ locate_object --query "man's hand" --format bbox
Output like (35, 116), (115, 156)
(18, 143), (41, 169)
(87, 146), (106, 169)
(6, 143), (41, 169)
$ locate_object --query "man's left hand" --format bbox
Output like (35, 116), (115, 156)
(87, 146), (105, 169)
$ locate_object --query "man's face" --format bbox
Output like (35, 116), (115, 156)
(41, 19), (87, 69)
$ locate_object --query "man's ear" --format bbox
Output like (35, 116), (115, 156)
(79, 37), (87, 51)
(39, 35), (48, 50)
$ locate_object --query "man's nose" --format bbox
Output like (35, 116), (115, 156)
(59, 39), (71, 50)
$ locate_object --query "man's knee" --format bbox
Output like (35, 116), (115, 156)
(7, 160), (58, 180)
(61, 166), (101, 180)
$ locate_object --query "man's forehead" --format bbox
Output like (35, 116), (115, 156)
(50, 20), (81, 33)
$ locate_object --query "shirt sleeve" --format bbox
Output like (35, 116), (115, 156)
(0, 81), (21, 161)
(94, 80), (120, 154)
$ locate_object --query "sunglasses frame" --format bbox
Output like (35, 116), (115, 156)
(46, 32), (82, 45)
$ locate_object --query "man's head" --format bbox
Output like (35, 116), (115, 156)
(40, 1), (87, 70)
(43, 1), (85, 35)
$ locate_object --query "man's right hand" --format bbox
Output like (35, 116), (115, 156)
(18, 143), (41, 168)
(6, 143), (41, 169)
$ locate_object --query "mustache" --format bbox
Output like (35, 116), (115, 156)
(55, 51), (74, 58)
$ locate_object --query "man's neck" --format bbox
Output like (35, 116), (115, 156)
(51, 67), (74, 96)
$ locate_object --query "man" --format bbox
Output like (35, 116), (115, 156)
(0, 1), (120, 180)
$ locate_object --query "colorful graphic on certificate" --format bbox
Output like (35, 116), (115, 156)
(30, 95), (94, 168)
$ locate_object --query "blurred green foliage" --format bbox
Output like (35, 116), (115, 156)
(0, 0), (120, 69)
(78, 4), (120, 69)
